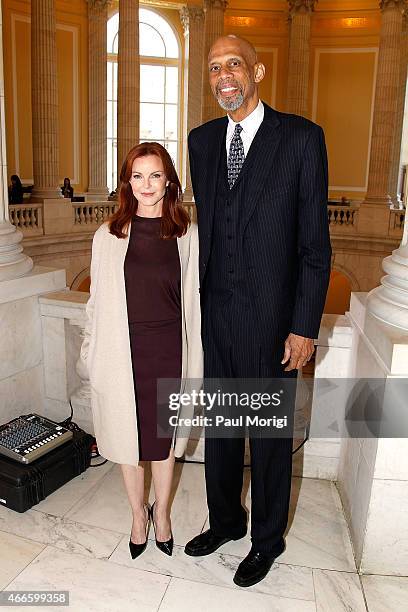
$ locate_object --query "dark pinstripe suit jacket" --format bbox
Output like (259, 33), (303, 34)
(188, 102), (332, 349)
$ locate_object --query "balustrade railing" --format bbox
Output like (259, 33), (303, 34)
(327, 203), (359, 231)
(7, 198), (404, 243)
(389, 207), (405, 238)
(8, 204), (43, 235)
(72, 202), (117, 225)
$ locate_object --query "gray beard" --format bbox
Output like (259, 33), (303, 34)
(216, 92), (244, 112)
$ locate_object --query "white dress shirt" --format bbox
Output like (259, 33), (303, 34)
(226, 99), (265, 159)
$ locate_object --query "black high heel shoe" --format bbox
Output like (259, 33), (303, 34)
(129, 503), (151, 559)
(150, 501), (173, 556)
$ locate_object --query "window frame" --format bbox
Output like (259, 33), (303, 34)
(106, 9), (182, 192)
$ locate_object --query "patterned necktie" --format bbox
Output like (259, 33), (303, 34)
(227, 124), (245, 189)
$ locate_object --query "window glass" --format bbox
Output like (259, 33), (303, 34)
(165, 141), (178, 167)
(107, 13), (119, 53)
(140, 65), (165, 103)
(165, 67), (178, 104)
(140, 103), (165, 141)
(106, 9), (180, 192)
(165, 105), (178, 140)
(139, 23), (165, 57)
(139, 8), (179, 58)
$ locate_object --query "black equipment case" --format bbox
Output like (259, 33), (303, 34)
(0, 429), (94, 513)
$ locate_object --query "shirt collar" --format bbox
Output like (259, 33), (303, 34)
(227, 100), (264, 137)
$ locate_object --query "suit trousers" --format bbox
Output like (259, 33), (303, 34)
(202, 294), (294, 556)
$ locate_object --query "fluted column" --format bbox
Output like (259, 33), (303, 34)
(286, 0), (315, 117)
(117, 0), (139, 182)
(180, 5), (205, 200)
(0, 0), (33, 280)
(202, 0), (228, 123)
(87, 0), (109, 197)
(31, 0), (61, 200)
(388, 8), (408, 206)
(364, 0), (406, 206)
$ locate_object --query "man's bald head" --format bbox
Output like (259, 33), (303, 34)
(208, 35), (258, 65)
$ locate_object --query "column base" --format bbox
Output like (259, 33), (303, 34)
(366, 243), (408, 332)
(86, 187), (110, 200)
(0, 221), (33, 282)
(30, 188), (63, 201)
(362, 195), (393, 206)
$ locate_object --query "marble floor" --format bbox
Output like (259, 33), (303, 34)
(0, 461), (407, 612)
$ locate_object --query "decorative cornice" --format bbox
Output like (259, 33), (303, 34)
(180, 6), (205, 35)
(204, 0), (228, 11)
(288, 0), (316, 15)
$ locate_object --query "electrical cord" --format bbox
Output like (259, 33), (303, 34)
(59, 400), (108, 467)
(178, 423), (310, 467)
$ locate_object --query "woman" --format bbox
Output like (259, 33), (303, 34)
(9, 175), (24, 204)
(61, 177), (74, 199)
(80, 143), (202, 559)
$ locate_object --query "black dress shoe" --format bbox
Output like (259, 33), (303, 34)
(184, 529), (246, 557)
(150, 501), (173, 557)
(233, 551), (276, 587)
(129, 504), (150, 560)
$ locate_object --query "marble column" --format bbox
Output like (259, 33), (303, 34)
(286, 0), (315, 118)
(0, 0), (33, 280)
(366, 0), (408, 334)
(117, 0), (140, 183)
(202, 0), (228, 123)
(180, 5), (205, 200)
(87, 0), (109, 198)
(364, 0), (406, 206)
(31, 0), (61, 200)
(367, 211), (408, 329)
(388, 8), (408, 207)
(366, 7), (408, 328)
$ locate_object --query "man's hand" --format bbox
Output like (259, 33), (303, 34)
(281, 333), (315, 371)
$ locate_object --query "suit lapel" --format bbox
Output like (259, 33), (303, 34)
(204, 118), (228, 238)
(240, 105), (282, 231)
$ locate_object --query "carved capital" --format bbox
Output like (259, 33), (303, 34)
(288, 0), (316, 15)
(180, 6), (205, 36)
(204, 0), (229, 12)
(379, 0), (406, 11)
(86, 0), (111, 10)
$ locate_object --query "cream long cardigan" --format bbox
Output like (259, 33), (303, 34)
(79, 219), (203, 466)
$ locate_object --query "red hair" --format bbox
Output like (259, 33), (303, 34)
(109, 142), (190, 239)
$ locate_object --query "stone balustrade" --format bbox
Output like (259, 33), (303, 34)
(9, 198), (402, 239)
(72, 202), (117, 226)
(328, 202), (360, 231)
(8, 204), (43, 235)
(389, 206), (406, 237)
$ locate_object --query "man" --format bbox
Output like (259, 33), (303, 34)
(184, 35), (331, 587)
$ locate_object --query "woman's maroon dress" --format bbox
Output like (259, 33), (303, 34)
(124, 215), (181, 461)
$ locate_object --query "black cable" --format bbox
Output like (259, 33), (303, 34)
(178, 427), (310, 468)
(58, 400), (108, 466)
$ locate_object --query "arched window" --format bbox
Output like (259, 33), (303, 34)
(107, 9), (180, 192)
